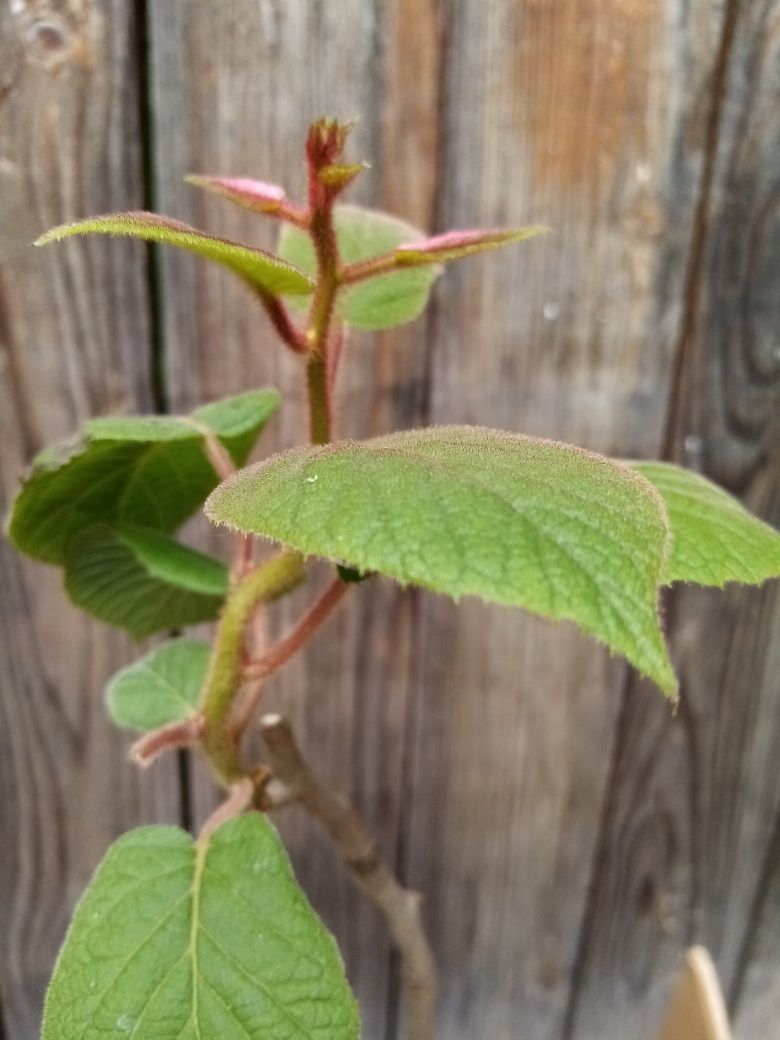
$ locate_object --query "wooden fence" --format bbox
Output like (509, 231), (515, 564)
(1, 1), (778, 1037)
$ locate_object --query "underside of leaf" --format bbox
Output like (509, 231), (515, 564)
(65, 524), (228, 639)
(7, 389), (279, 564)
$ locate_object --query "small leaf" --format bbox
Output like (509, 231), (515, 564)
(186, 174), (288, 214)
(633, 461), (780, 587)
(318, 162), (368, 192)
(279, 205), (441, 331)
(395, 225), (550, 264)
(65, 524), (228, 638)
(36, 212), (313, 296)
(106, 639), (211, 731)
(207, 426), (676, 693)
(42, 815), (360, 1040)
(7, 389), (278, 564)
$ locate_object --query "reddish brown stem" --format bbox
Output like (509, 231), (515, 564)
(243, 577), (349, 682)
(274, 201), (310, 229)
(131, 716), (204, 766)
(201, 430), (235, 481)
(199, 778), (255, 842)
(257, 292), (308, 353)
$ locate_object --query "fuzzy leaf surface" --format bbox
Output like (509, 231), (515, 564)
(65, 525), (228, 639)
(106, 639), (211, 730)
(395, 225), (549, 264)
(207, 426), (676, 693)
(278, 204), (441, 330)
(633, 461), (780, 586)
(42, 815), (360, 1040)
(36, 213), (313, 295)
(7, 389), (278, 564)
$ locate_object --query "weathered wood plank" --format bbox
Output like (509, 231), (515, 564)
(400, 1), (763, 1037)
(565, 1), (780, 1037)
(0, 2), (179, 1036)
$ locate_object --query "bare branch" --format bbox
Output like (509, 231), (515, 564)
(259, 714), (437, 1040)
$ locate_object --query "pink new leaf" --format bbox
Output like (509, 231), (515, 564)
(395, 225), (550, 265)
(185, 175), (308, 226)
(35, 211), (314, 295)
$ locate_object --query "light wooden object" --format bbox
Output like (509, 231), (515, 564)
(656, 947), (733, 1040)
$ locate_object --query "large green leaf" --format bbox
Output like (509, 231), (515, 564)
(633, 461), (780, 586)
(278, 205), (441, 330)
(36, 212), (314, 296)
(65, 524), (228, 639)
(206, 426), (676, 693)
(42, 815), (360, 1040)
(7, 389), (278, 564)
(106, 639), (211, 731)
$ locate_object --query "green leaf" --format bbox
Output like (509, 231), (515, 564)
(206, 426), (676, 694)
(106, 639), (211, 731)
(632, 461), (780, 586)
(7, 389), (278, 564)
(278, 205), (441, 330)
(395, 225), (550, 264)
(42, 815), (360, 1040)
(65, 524), (228, 639)
(36, 212), (314, 296)
(190, 390), (280, 465)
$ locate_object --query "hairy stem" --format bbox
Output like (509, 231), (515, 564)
(257, 292), (308, 353)
(304, 183), (341, 444)
(261, 714), (438, 1040)
(306, 354), (332, 444)
(131, 716), (204, 766)
(199, 550), (305, 783)
(199, 779), (255, 842)
(243, 576), (349, 682)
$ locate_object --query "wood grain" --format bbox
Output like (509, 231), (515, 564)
(398, 1), (758, 1037)
(0, 2), (180, 1037)
(1, 1), (778, 1038)
(564, 2), (780, 1038)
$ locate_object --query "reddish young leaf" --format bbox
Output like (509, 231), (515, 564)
(395, 225), (549, 265)
(35, 211), (314, 295)
(185, 174), (288, 213)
